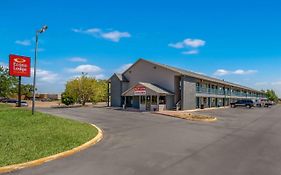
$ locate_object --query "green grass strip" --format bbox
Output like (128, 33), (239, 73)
(0, 104), (97, 166)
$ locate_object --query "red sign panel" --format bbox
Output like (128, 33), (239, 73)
(9, 54), (31, 77)
(134, 86), (146, 95)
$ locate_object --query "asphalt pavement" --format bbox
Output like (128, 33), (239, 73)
(5, 105), (281, 175)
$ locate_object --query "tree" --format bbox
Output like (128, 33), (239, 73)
(64, 73), (97, 105)
(63, 73), (108, 105)
(91, 80), (108, 103)
(21, 84), (34, 99)
(264, 89), (279, 102)
(13, 84), (35, 99)
(0, 66), (18, 97)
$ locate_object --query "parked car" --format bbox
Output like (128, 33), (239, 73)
(16, 101), (28, 107)
(41, 98), (52, 102)
(256, 98), (273, 107)
(231, 99), (254, 108)
(0, 97), (9, 102)
(264, 100), (274, 107)
(4, 99), (18, 104)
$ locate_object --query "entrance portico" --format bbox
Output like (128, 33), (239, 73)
(122, 82), (173, 111)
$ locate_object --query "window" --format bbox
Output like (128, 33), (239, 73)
(140, 96), (145, 104)
(152, 96), (157, 105)
(159, 96), (166, 104)
(196, 82), (200, 92)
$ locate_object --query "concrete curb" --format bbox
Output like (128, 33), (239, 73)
(0, 124), (103, 174)
(155, 112), (217, 122)
(180, 106), (230, 113)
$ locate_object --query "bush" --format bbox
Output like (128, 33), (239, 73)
(61, 93), (75, 106)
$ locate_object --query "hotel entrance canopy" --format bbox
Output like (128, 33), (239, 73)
(122, 82), (173, 96)
(122, 82), (173, 111)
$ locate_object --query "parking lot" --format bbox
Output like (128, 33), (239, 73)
(7, 105), (281, 175)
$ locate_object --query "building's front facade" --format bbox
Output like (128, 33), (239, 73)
(108, 59), (265, 111)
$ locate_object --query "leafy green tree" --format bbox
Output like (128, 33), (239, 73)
(64, 73), (97, 105)
(63, 73), (108, 105)
(265, 89), (279, 102)
(21, 84), (34, 99)
(91, 80), (108, 103)
(13, 84), (35, 99)
(0, 66), (18, 97)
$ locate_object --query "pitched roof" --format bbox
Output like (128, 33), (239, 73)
(109, 73), (128, 82)
(139, 82), (173, 94)
(130, 58), (263, 93)
(122, 82), (173, 96)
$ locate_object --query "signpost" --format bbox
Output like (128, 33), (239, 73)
(9, 54), (31, 107)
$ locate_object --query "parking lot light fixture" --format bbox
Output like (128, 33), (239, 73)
(32, 25), (48, 115)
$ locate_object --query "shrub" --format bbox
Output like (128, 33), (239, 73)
(61, 93), (75, 106)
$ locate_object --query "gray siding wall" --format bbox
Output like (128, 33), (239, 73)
(181, 76), (196, 110)
(122, 82), (129, 93)
(166, 95), (174, 110)
(123, 60), (179, 93)
(110, 75), (122, 107)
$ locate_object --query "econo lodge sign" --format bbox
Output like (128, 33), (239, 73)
(9, 54), (31, 77)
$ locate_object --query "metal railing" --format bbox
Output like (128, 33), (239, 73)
(196, 86), (262, 98)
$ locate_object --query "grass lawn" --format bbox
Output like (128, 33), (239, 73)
(0, 104), (98, 167)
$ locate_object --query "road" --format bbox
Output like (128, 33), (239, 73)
(5, 105), (281, 175)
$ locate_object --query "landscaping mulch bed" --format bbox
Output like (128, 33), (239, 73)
(156, 111), (217, 122)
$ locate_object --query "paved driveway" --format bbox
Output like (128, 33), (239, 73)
(6, 105), (281, 175)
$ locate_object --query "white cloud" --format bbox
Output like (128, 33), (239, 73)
(214, 69), (230, 76)
(72, 28), (131, 42)
(15, 40), (31, 46)
(183, 39), (206, 48)
(233, 69), (257, 75)
(169, 38), (206, 49)
(214, 69), (257, 76)
(182, 50), (199, 55)
(94, 74), (106, 79)
(31, 68), (59, 83)
(116, 63), (133, 73)
(168, 42), (185, 49)
(169, 38), (205, 55)
(68, 64), (102, 73)
(69, 57), (87, 63)
(72, 28), (101, 35)
(101, 31), (131, 42)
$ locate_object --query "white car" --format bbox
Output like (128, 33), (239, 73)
(16, 101), (29, 107)
(256, 98), (273, 107)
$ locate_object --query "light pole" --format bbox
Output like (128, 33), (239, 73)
(32, 25), (48, 115)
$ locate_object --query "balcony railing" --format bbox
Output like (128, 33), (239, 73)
(196, 87), (261, 98)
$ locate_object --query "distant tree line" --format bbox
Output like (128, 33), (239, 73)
(262, 89), (279, 102)
(0, 66), (34, 99)
(61, 73), (108, 106)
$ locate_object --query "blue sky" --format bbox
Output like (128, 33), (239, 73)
(0, 0), (280, 96)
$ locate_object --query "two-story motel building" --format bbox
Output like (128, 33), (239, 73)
(108, 59), (265, 111)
